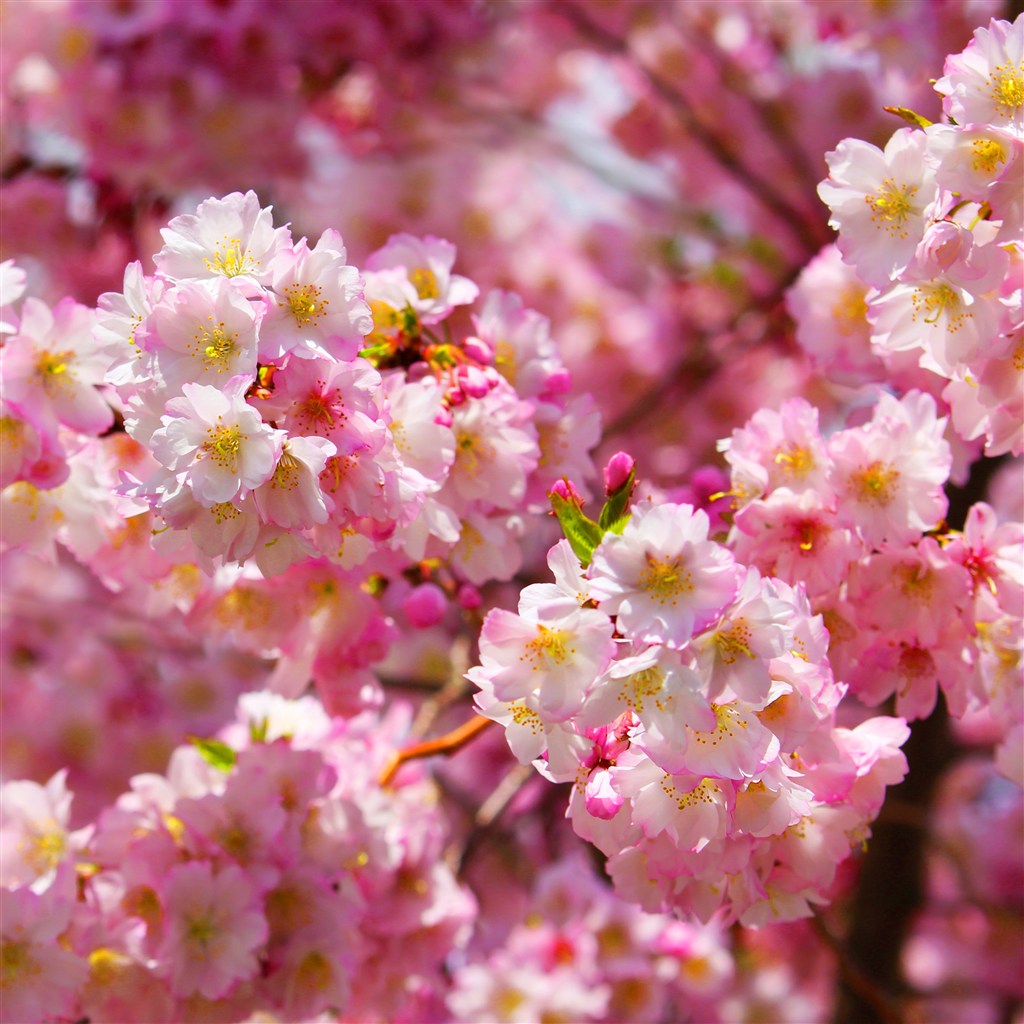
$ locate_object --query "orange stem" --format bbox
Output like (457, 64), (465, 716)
(378, 714), (494, 787)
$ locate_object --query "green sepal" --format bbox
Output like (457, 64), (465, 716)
(883, 106), (933, 129)
(249, 717), (269, 745)
(549, 492), (602, 568)
(598, 465), (636, 534)
(189, 736), (237, 773)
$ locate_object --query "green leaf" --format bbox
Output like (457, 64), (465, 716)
(598, 465), (636, 532)
(189, 736), (236, 773)
(549, 492), (603, 567)
(883, 106), (933, 129)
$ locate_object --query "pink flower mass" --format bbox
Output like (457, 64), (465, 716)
(1, 5), (1021, 1023)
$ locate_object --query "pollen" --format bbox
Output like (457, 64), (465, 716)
(911, 283), (968, 331)
(20, 820), (66, 876)
(971, 137), (1008, 174)
(522, 624), (575, 668)
(510, 703), (543, 734)
(831, 286), (869, 335)
(865, 178), (919, 237)
(271, 449), (301, 491)
(369, 299), (403, 331)
(691, 703), (747, 748)
(201, 423), (244, 470)
(296, 951), (334, 991)
(282, 283), (328, 328)
(639, 553), (693, 605)
(660, 774), (715, 811)
(1, 939), (40, 986)
(714, 620), (755, 663)
(204, 236), (257, 278)
(35, 349), (75, 396)
(194, 320), (237, 373)
(850, 460), (900, 506)
(621, 666), (664, 714)
(493, 339), (517, 382)
(454, 431), (496, 478)
(990, 62), (1024, 116)
(88, 947), (129, 986)
(296, 385), (342, 434)
(409, 266), (439, 300)
(774, 444), (814, 480)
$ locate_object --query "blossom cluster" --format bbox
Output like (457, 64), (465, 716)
(469, 461), (910, 927)
(448, 855), (733, 1023)
(803, 14), (1023, 458)
(1, 190), (599, 713)
(721, 391), (1024, 781)
(0, 691), (475, 1024)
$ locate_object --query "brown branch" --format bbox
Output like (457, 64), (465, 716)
(811, 914), (904, 1024)
(378, 713), (495, 788)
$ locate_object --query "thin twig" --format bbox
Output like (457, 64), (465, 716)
(811, 914), (904, 1024)
(378, 713), (495, 788)
(550, 1), (829, 256)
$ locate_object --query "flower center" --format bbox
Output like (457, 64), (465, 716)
(714, 620), (755, 663)
(774, 445), (814, 480)
(850, 460), (900, 506)
(202, 423), (243, 471)
(831, 286), (868, 335)
(971, 137), (1008, 174)
(204, 236), (256, 277)
(194, 322), (237, 373)
(991, 63), (1024, 116)
(523, 624), (574, 667)
(409, 267), (439, 300)
(865, 178), (919, 237)
(35, 349), (75, 395)
(283, 283), (327, 328)
(1, 940), (40, 987)
(911, 283), (967, 329)
(639, 554), (693, 605)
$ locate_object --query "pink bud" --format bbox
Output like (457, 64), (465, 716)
(457, 583), (482, 610)
(462, 336), (492, 363)
(549, 477), (584, 507)
(585, 768), (624, 820)
(543, 368), (572, 396)
(603, 451), (635, 494)
(403, 582), (448, 628)
(458, 365), (492, 399)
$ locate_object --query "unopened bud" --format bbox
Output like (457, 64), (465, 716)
(603, 451), (635, 495)
(550, 477), (585, 508)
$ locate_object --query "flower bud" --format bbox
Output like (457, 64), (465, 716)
(603, 451), (635, 495)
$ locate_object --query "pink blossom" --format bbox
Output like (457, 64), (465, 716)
(0, 875), (88, 1024)
(144, 276), (261, 392)
(818, 128), (939, 287)
(366, 233), (478, 324)
(934, 15), (1024, 131)
(260, 229), (372, 363)
(468, 603), (615, 721)
(149, 376), (285, 505)
(588, 501), (741, 648)
(2, 296), (113, 434)
(829, 390), (951, 546)
(155, 190), (290, 284)
(156, 861), (268, 999)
